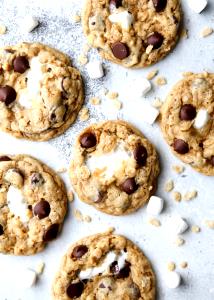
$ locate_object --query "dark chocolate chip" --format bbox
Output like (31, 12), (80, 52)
(0, 85), (17, 106)
(133, 145), (147, 166)
(0, 224), (4, 236)
(211, 156), (214, 166)
(111, 42), (129, 60)
(147, 32), (164, 49)
(99, 283), (106, 288)
(179, 104), (196, 121)
(110, 261), (120, 274)
(173, 139), (189, 154)
(80, 132), (97, 148)
(34, 200), (50, 219)
(152, 0), (167, 12)
(71, 245), (88, 259)
(43, 223), (59, 242)
(117, 262), (131, 279)
(0, 156), (11, 162)
(110, 0), (122, 8)
(120, 178), (138, 195)
(13, 56), (30, 73)
(30, 173), (44, 187)
(66, 282), (84, 299)
(28, 205), (32, 210)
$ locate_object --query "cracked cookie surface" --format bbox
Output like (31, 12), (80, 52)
(0, 154), (67, 255)
(70, 120), (159, 215)
(52, 231), (155, 300)
(82, 0), (181, 68)
(161, 73), (214, 176)
(0, 42), (84, 141)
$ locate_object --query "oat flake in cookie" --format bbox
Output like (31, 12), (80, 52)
(0, 154), (67, 255)
(82, 0), (181, 68)
(161, 73), (214, 176)
(52, 231), (156, 299)
(70, 120), (159, 215)
(0, 43), (84, 141)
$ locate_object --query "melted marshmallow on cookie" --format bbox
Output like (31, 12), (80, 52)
(7, 186), (28, 222)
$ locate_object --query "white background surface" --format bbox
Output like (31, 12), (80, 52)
(0, 0), (213, 299)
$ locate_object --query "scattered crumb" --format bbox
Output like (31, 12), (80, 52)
(101, 87), (108, 95)
(200, 27), (213, 38)
(0, 24), (7, 35)
(155, 76), (167, 86)
(172, 165), (185, 174)
(107, 227), (115, 233)
(83, 44), (91, 55)
(191, 225), (201, 233)
(146, 45), (153, 54)
(180, 261), (188, 269)
(68, 190), (74, 202)
(90, 97), (101, 105)
(112, 99), (122, 110)
(74, 209), (83, 221)
(174, 237), (185, 247)
(78, 54), (88, 65)
(152, 97), (163, 108)
(183, 190), (197, 201)
(205, 220), (214, 229)
(57, 167), (67, 174)
(167, 262), (176, 272)
(181, 28), (188, 39)
(36, 261), (45, 275)
(84, 215), (92, 223)
(149, 218), (161, 227)
(164, 179), (174, 192)
(73, 14), (81, 23)
(173, 191), (182, 202)
(79, 107), (90, 121)
(107, 91), (119, 99)
(147, 69), (158, 80)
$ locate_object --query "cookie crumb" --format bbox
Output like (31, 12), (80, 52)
(90, 97), (101, 105)
(36, 261), (45, 274)
(79, 107), (90, 121)
(84, 215), (92, 223)
(155, 76), (167, 86)
(68, 190), (74, 202)
(180, 261), (188, 269)
(172, 165), (185, 174)
(78, 54), (88, 65)
(191, 225), (201, 233)
(200, 27), (213, 37)
(172, 191), (182, 202)
(73, 14), (81, 23)
(0, 24), (7, 35)
(83, 44), (91, 55)
(174, 237), (185, 247)
(205, 220), (214, 229)
(147, 69), (158, 80)
(57, 167), (67, 174)
(164, 179), (174, 192)
(152, 97), (163, 108)
(74, 209), (83, 221)
(183, 190), (197, 201)
(107, 91), (119, 99)
(181, 28), (188, 39)
(112, 99), (122, 110)
(167, 262), (176, 271)
(149, 218), (161, 227)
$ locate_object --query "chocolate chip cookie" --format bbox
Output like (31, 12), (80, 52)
(52, 230), (156, 299)
(0, 154), (67, 255)
(70, 120), (159, 215)
(161, 72), (214, 176)
(82, 0), (181, 68)
(0, 42), (84, 141)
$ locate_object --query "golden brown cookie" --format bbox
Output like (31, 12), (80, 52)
(70, 120), (160, 215)
(0, 42), (84, 141)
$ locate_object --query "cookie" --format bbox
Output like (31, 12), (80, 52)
(82, 0), (181, 68)
(52, 231), (156, 299)
(0, 154), (67, 255)
(161, 72), (214, 176)
(0, 42), (84, 141)
(70, 120), (159, 215)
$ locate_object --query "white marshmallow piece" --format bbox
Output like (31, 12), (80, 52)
(166, 271), (181, 289)
(187, 0), (208, 14)
(170, 217), (189, 235)
(22, 16), (39, 33)
(109, 11), (134, 30)
(194, 109), (210, 129)
(18, 269), (37, 289)
(86, 61), (104, 79)
(140, 78), (152, 96)
(7, 186), (28, 223)
(141, 102), (159, 125)
(146, 196), (164, 215)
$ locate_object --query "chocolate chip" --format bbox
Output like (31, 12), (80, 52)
(13, 56), (30, 73)
(111, 42), (129, 60)
(211, 156), (214, 166)
(0, 85), (17, 106)
(152, 0), (167, 12)
(0, 224), (4, 236)
(30, 173), (44, 187)
(34, 200), (50, 219)
(0, 156), (11, 162)
(80, 132), (97, 148)
(110, 261), (119, 274)
(99, 283), (106, 288)
(43, 224), (59, 242)
(120, 178), (138, 195)
(117, 262), (131, 279)
(66, 282), (84, 299)
(133, 145), (147, 166)
(180, 104), (196, 121)
(173, 139), (189, 154)
(110, 0), (122, 8)
(71, 245), (88, 259)
(147, 32), (164, 49)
